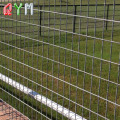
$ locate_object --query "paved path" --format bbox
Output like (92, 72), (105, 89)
(0, 99), (29, 120)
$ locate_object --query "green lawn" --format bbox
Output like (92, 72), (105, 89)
(0, 1), (120, 120)
(36, 0), (120, 5)
(1, 0), (120, 5)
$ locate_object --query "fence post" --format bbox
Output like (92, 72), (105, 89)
(73, 5), (77, 33)
(106, 4), (109, 31)
(40, 6), (42, 36)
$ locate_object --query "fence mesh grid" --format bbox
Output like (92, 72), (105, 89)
(0, 0), (120, 120)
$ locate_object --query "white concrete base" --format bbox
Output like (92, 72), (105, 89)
(0, 73), (87, 120)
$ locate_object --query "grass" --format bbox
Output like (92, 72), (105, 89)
(0, 1), (120, 120)
(1, 0), (120, 5)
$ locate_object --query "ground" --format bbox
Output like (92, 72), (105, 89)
(0, 99), (29, 120)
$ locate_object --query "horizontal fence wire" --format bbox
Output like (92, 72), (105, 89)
(0, 0), (120, 120)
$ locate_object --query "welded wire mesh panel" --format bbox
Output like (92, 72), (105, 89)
(0, 0), (120, 120)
